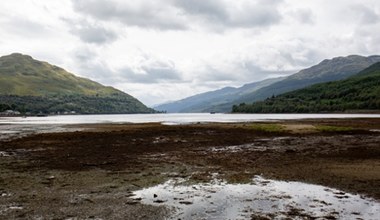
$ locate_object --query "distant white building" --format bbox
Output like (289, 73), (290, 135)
(0, 110), (21, 116)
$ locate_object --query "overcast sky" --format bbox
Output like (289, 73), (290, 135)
(0, 0), (379, 106)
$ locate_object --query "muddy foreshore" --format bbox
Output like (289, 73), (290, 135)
(0, 118), (379, 219)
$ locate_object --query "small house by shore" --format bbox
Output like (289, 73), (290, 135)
(0, 110), (21, 116)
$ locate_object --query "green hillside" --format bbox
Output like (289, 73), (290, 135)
(232, 62), (380, 113)
(0, 53), (154, 114)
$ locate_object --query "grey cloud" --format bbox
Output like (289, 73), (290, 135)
(243, 61), (294, 79)
(197, 63), (271, 83)
(71, 0), (187, 30)
(173, 0), (228, 22)
(352, 22), (380, 53)
(351, 5), (380, 24)
(120, 61), (182, 84)
(63, 18), (118, 44)
(72, 48), (117, 84)
(71, 0), (283, 31)
(205, 50), (317, 83)
(197, 55), (299, 84)
(198, 65), (239, 82)
(291, 9), (315, 24)
(73, 47), (97, 63)
(175, 0), (283, 29)
(1, 16), (49, 37)
(278, 49), (322, 68)
(72, 47), (183, 84)
(72, 24), (117, 44)
(347, 5), (380, 54)
(84, 62), (113, 81)
(76, 61), (115, 84)
(227, 0), (283, 28)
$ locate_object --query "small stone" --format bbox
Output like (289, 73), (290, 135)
(84, 198), (95, 203)
(153, 199), (166, 203)
(125, 200), (139, 205)
(179, 201), (193, 205)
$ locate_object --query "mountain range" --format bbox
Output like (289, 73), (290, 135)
(232, 61), (380, 113)
(155, 55), (380, 113)
(154, 77), (284, 113)
(0, 53), (153, 114)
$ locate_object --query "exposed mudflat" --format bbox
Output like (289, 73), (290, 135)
(0, 118), (379, 219)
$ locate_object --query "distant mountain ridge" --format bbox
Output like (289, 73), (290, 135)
(155, 77), (284, 113)
(156, 55), (380, 113)
(232, 62), (380, 113)
(0, 53), (153, 114)
(236, 55), (380, 104)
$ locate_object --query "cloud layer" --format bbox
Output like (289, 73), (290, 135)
(0, 0), (379, 106)
(71, 0), (284, 31)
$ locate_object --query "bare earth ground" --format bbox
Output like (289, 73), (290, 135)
(0, 118), (379, 219)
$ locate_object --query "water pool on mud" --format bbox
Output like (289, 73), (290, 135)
(131, 175), (380, 219)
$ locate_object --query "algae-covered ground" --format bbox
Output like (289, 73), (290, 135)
(0, 118), (379, 219)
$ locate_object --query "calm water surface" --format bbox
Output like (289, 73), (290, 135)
(1, 113), (380, 125)
(132, 176), (380, 219)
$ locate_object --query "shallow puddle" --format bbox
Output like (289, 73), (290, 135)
(131, 176), (380, 219)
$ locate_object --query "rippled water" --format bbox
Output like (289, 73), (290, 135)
(131, 176), (380, 219)
(1, 113), (380, 125)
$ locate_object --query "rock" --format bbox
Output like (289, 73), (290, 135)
(179, 201), (193, 205)
(84, 198), (95, 203)
(153, 199), (166, 203)
(125, 200), (139, 205)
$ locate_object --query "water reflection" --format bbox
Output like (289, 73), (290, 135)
(131, 176), (380, 219)
(1, 113), (380, 125)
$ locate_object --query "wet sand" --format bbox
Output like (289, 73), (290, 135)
(0, 118), (379, 219)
